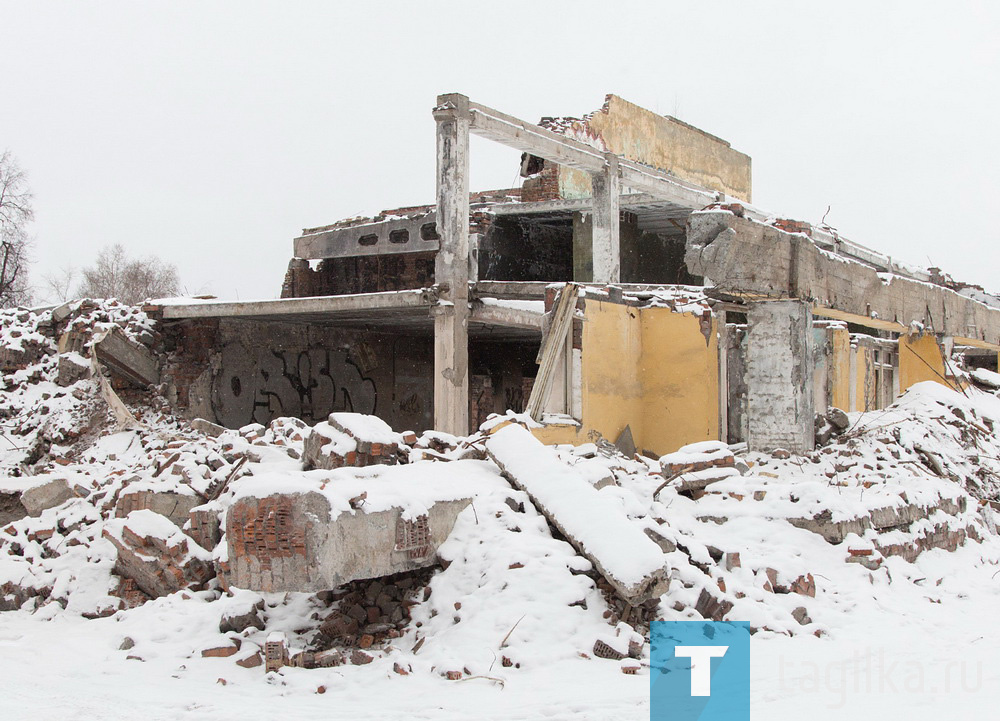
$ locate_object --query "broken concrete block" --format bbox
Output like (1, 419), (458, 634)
(20, 478), (76, 517)
(659, 441), (741, 493)
(659, 441), (736, 476)
(0, 490), (27, 526)
(116, 488), (202, 528)
(225, 486), (471, 593)
(191, 418), (227, 438)
(486, 423), (669, 605)
(103, 510), (214, 599)
(826, 407), (850, 431)
(93, 327), (160, 387)
(303, 412), (405, 470)
(219, 594), (266, 634)
(56, 352), (90, 387)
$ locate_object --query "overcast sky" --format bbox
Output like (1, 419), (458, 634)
(2, 2), (998, 302)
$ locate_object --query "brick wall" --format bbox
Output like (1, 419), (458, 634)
(161, 319), (220, 409)
(281, 253), (436, 298)
(521, 162), (560, 203)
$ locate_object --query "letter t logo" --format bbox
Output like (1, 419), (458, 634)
(674, 645), (729, 696)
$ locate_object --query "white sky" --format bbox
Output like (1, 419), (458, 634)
(2, 1), (998, 301)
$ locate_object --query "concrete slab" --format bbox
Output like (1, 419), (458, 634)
(224, 491), (471, 593)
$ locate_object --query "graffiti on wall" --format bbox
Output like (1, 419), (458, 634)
(213, 344), (377, 427)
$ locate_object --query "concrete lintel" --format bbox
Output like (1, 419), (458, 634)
(472, 281), (550, 300)
(157, 290), (436, 320)
(470, 302), (544, 331)
(294, 212), (440, 260)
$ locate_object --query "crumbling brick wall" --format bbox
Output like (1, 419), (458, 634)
(160, 318), (220, 411)
(281, 254), (436, 298)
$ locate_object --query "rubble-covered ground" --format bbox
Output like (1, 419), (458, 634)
(1, 301), (999, 719)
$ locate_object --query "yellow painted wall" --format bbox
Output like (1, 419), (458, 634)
(830, 327), (851, 411)
(638, 308), (718, 454)
(578, 299), (644, 446)
(899, 334), (947, 391)
(554, 95), (752, 202)
(851, 344), (876, 412)
(530, 299), (719, 456)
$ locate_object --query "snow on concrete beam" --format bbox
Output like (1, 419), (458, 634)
(485, 423), (670, 605)
(155, 289), (437, 320)
(92, 327), (160, 387)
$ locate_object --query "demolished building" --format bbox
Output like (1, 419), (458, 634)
(149, 92), (1000, 457)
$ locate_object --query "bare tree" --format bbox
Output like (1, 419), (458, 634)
(0, 151), (33, 307)
(41, 265), (77, 304)
(77, 243), (180, 304)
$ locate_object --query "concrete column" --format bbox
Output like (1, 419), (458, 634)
(746, 300), (814, 454)
(591, 156), (620, 283)
(432, 94), (471, 435)
(717, 310), (729, 443)
(571, 211), (593, 282)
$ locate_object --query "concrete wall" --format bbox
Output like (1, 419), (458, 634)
(551, 96), (752, 202)
(687, 211), (1000, 345)
(746, 300), (814, 453)
(163, 319), (539, 435)
(163, 319), (435, 432)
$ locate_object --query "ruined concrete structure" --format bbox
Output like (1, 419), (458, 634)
(149, 93), (1000, 457)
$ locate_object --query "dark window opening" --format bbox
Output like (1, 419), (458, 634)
(420, 223), (439, 241)
(358, 234), (378, 246)
(389, 229), (410, 244)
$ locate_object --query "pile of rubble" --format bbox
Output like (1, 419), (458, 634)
(0, 300), (999, 683)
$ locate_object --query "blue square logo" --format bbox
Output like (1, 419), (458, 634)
(650, 621), (751, 720)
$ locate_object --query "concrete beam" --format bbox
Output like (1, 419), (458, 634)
(433, 94), (472, 435)
(472, 280), (550, 300)
(687, 211), (1000, 345)
(294, 212), (440, 260)
(470, 302), (544, 331)
(156, 290), (436, 320)
(93, 327), (160, 387)
(486, 423), (670, 605)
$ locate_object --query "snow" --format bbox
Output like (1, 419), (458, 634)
(328, 412), (403, 446)
(230, 460), (505, 521)
(477, 298), (545, 314)
(2, 301), (1000, 718)
(971, 366), (1000, 388)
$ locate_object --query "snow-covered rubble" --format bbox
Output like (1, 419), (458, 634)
(0, 301), (998, 712)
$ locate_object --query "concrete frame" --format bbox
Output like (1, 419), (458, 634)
(429, 93), (729, 434)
